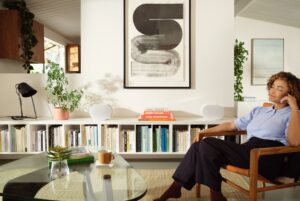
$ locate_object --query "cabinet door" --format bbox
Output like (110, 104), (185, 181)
(0, 10), (44, 63)
(0, 10), (21, 60)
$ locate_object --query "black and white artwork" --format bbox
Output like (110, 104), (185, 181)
(124, 0), (191, 88)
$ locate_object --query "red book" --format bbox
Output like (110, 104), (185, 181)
(144, 111), (171, 114)
(140, 114), (173, 119)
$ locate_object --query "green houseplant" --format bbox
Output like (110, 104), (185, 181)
(3, 0), (38, 73)
(234, 39), (248, 101)
(46, 62), (82, 120)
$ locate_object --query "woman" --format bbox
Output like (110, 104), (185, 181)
(154, 72), (300, 201)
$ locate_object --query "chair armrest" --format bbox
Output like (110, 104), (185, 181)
(198, 130), (247, 141)
(249, 145), (300, 186)
(251, 146), (300, 157)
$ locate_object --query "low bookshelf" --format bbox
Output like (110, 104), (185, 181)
(0, 117), (235, 159)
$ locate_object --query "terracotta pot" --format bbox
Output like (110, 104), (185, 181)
(53, 107), (69, 120)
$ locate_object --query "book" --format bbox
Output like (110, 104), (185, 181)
(139, 109), (175, 121)
(138, 118), (176, 121)
(67, 155), (94, 166)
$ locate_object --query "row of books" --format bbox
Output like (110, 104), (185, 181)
(1, 125), (225, 153)
(119, 129), (135, 152)
(153, 126), (169, 152)
(0, 128), (9, 152)
(65, 129), (81, 147)
(101, 126), (117, 151)
(119, 126), (170, 152)
(172, 130), (190, 152)
(136, 126), (152, 152)
(48, 126), (64, 147)
(83, 125), (99, 147)
(30, 129), (47, 152)
(0, 127), (26, 152)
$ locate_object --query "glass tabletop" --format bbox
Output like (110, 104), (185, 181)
(0, 151), (147, 201)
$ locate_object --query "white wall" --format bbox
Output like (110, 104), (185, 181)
(0, 0), (234, 118)
(235, 17), (300, 101)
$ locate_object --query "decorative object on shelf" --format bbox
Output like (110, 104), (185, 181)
(45, 61), (83, 120)
(234, 39), (248, 101)
(48, 146), (71, 179)
(88, 104), (112, 120)
(124, 0), (191, 88)
(200, 104), (224, 120)
(139, 108), (175, 121)
(251, 38), (284, 85)
(11, 82), (37, 120)
(66, 44), (80, 73)
(3, 0), (38, 73)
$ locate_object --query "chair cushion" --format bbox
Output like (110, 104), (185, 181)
(281, 152), (300, 180)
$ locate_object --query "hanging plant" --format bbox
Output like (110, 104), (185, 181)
(234, 39), (248, 101)
(3, 0), (38, 73)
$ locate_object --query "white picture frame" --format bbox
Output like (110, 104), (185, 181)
(124, 0), (191, 88)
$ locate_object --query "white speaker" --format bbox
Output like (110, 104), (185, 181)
(88, 104), (112, 120)
(200, 104), (224, 120)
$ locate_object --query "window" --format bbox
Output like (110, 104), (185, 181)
(30, 37), (65, 74)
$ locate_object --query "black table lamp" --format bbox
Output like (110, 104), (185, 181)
(11, 82), (37, 120)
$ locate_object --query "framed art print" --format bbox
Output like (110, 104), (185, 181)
(66, 44), (81, 73)
(124, 0), (191, 88)
(251, 39), (284, 85)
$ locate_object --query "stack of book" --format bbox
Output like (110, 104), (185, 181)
(139, 108), (175, 121)
(67, 147), (94, 165)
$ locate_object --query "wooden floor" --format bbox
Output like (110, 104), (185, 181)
(136, 168), (263, 201)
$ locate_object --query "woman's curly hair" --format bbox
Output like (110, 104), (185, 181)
(267, 71), (300, 108)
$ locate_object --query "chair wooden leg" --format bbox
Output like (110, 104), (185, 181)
(195, 183), (201, 198)
(249, 151), (259, 201)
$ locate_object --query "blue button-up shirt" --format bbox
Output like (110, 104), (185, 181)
(235, 106), (291, 145)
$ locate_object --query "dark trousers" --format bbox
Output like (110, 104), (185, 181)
(172, 137), (285, 192)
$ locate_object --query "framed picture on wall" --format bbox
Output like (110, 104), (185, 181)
(251, 39), (284, 85)
(66, 44), (81, 73)
(124, 0), (191, 88)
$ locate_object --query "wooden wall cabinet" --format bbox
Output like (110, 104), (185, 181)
(0, 10), (44, 63)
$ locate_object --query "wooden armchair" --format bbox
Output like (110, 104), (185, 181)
(195, 131), (300, 201)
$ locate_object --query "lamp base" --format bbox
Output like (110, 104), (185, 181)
(11, 116), (36, 120)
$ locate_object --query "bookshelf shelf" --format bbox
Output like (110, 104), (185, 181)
(0, 117), (235, 159)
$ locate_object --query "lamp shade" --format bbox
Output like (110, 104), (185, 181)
(17, 82), (37, 97)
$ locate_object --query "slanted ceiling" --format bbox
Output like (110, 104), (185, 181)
(236, 0), (300, 29)
(26, 0), (80, 43)
(24, 0), (300, 45)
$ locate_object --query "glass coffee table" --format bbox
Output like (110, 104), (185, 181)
(0, 152), (147, 201)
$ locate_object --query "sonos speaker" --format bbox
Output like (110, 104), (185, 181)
(200, 104), (224, 120)
(88, 104), (112, 120)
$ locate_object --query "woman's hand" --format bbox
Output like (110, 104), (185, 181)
(281, 94), (299, 110)
(193, 132), (202, 143)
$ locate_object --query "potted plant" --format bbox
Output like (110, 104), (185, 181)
(45, 62), (83, 120)
(234, 39), (248, 102)
(48, 146), (71, 179)
(234, 39), (249, 118)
